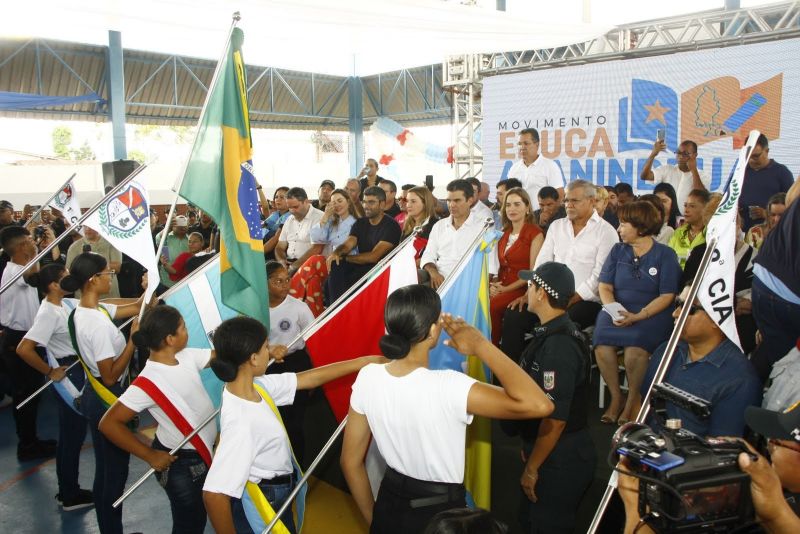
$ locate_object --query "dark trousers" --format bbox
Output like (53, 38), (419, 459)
(500, 301), (600, 363)
(371, 468), (466, 534)
(152, 437), (209, 534)
(83, 384), (130, 534)
(751, 277), (800, 384)
(266, 349), (311, 465)
(1, 327), (45, 448)
(231, 475), (297, 534)
(55, 358), (88, 500)
(519, 429), (597, 534)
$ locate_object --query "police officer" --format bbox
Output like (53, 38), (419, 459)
(511, 262), (596, 534)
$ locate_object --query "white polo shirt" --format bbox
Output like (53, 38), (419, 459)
(507, 156), (565, 210)
(534, 211), (619, 302)
(421, 212), (498, 278)
(278, 207), (324, 260)
(0, 262), (39, 330)
(652, 164), (711, 214)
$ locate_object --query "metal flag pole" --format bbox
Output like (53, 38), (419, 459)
(262, 219), (495, 532)
(22, 173), (77, 229)
(586, 237), (718, 533)
(0, 163), (148, 296)
(142, 12), (241, 322)
(113, 407), (220, 508)
(263, 416), (348, 534)
(15, 360), (81, 410)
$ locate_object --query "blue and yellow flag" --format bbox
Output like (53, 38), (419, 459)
(178, 28), (269, 326)
(429, 230), (500, 510)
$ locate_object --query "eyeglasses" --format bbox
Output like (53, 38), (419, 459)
(564, 197), (585, 205)
(675, 297), (703, 315)
(631, 255), (641, 279)
(95, 270), (116, 278)
(674, 151), (693, 157)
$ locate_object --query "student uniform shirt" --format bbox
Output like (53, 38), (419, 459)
(0, 261), (39, 330)
(24, 298), (117, 360)
(269, 295), (314, 353)
(118, 348), (215, 452)
(350, 364), (476, 484)
(203, 373), (297, 498)
(73, 305), (127, 382)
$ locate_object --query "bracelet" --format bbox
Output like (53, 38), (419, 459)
(525, 470), (538, 481)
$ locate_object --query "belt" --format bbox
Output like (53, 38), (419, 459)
(152, 436), (205, 459)
(260, 473), (293, 486)
(383, 467), (465, 509)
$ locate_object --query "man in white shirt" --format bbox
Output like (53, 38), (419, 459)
(0, 226), (55, 461)
(466, 177), (495, 222)
(507, 128), (565, 210)
(421, 179), (497, 289)
(500, 180), (619, 361)
(641, 139), (710, 214)
(276, 187), (324, 275)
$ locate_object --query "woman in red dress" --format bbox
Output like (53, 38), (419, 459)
(490, 187), (543, 346)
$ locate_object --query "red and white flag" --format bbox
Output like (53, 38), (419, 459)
(303, 239), (418, 422)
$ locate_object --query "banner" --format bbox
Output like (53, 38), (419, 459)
(483, 39), (800, 195)
(83, 177), (159, 301)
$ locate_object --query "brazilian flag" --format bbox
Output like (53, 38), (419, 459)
(179, 28), (269, 327)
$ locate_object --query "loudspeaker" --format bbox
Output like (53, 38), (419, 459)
(101, 160), (140, 191)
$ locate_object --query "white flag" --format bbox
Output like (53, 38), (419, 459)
(83, 177), (159, 301)
(49, 179), (83, 230)
(697, 130), (760, 351)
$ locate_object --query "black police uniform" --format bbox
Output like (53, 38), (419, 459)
(515, 313), (597, 534)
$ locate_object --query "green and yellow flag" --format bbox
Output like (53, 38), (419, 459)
(179, 28), (269, 326)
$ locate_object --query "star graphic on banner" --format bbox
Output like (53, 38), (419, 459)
(644, 99), (670, 125)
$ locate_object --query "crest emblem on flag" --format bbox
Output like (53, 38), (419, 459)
(98, 184), (149, 237)
(53, 184), (74, 209)
(543, 371), (555, 391)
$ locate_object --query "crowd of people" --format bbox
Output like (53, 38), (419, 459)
(0, 126), (799, 534)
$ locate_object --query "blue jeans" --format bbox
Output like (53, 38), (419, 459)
(231, 476), (297, 534)
(152, 437), (208, 534)
(82, 384), (130, 534)
(751, 277), (800, 383)
(55, 359), (88, 500)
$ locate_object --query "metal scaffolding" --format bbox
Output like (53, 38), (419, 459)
(444, 1), (800, 178)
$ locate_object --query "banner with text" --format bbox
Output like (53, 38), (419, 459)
(483, 39), (800, 195)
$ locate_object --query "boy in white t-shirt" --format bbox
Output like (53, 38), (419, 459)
(202, 316), (383, 534)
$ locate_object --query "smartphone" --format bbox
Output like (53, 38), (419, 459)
(425, 175), (434, 190)
(656, 129), (665, 142)
(161, 247), (170, 262)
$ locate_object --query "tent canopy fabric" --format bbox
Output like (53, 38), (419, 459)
(0, 91), (105, 110)
(2, 0), (610, 76)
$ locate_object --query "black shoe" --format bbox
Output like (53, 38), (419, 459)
(40, 438), (57, 447)
(61, 489), (94, 511)
(17, 440), (57, 462)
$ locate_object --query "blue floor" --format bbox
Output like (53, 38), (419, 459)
(0, 389), (210, 533)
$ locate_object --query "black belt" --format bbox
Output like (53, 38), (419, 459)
(383, 467), (465, 509)
(152, 436), (204, 459)
(260, 473), (293, 486)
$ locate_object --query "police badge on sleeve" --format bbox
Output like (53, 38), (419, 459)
(543, 371), (556, 391)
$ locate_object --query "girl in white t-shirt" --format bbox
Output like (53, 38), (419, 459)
(202, 316), (383, 534)
(340, 285), (555, 534)
(99, 305), (215, 534)
(266, 260), (315, 463)
(59, 252), (142, 534)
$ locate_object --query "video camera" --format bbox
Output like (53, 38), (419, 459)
(612, 383), (756, 533)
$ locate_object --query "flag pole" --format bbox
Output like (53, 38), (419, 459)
(15, 360), (81, 410)
(144, 12), (242, 322)
(22, 173), (77, 229)
(586, 237), (717, 533)
(263, 416), (349, 534)
(113, 407), (221, 508)
(0, 163), (148, 297)
(262, 220), (496, 532)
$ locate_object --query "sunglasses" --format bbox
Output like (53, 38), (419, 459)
(675, 297), (703, 315)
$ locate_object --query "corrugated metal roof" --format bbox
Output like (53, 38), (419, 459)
(0, 37), (451, 130)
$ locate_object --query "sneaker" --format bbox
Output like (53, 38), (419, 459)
(17, 440), (57, 462)
(61, 489), (94, 512)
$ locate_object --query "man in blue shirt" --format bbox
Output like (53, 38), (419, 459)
(739, 133), (794, 231)
(641, 285), (761, 437)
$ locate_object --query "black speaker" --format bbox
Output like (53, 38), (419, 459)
(101, 159), (140, 191)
